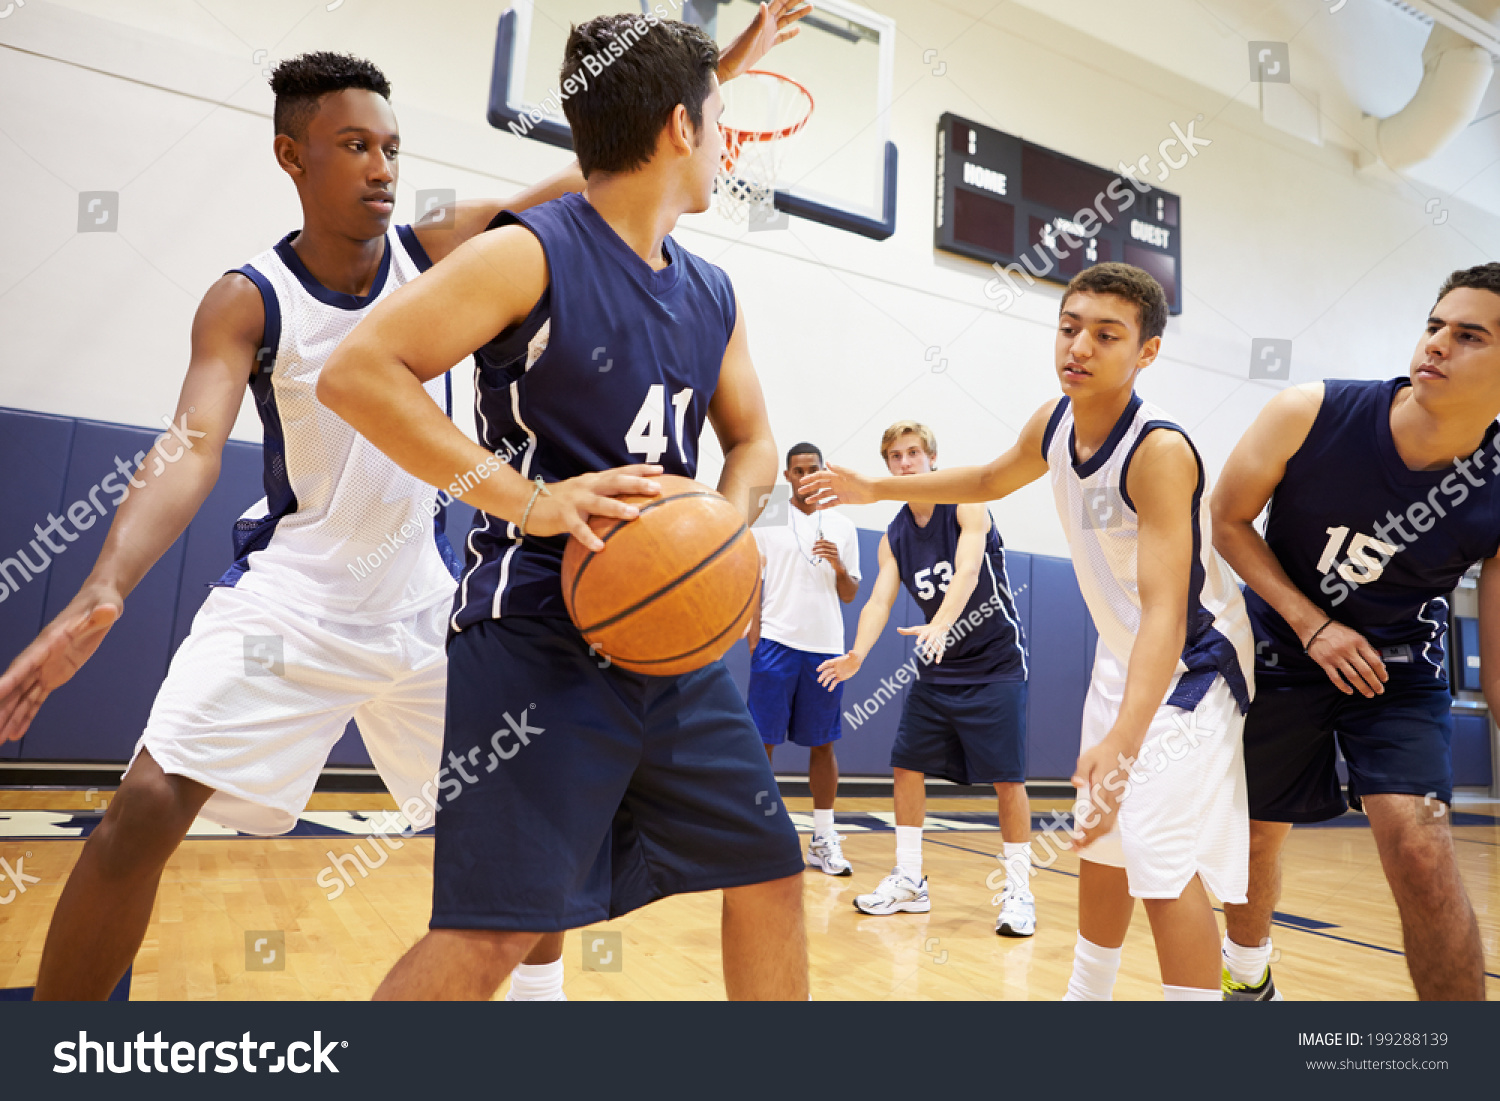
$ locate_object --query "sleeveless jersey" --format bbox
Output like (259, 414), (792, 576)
(886, 504), (1027, 684)
(1247, 377), (1500, 683)
(450, 192), (738, 630)
(215, 226), (461, 624)
(1042, 393), (1254, 712)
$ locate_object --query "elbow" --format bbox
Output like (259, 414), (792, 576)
(316, 352), (355, 415)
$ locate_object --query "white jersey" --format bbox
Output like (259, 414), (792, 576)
(752, 506), (861, 655)
(218, 227), (459, 624)
(1042, 393), (1254, 712)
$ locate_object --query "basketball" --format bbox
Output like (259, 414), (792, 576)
(560, 475), (761, 676)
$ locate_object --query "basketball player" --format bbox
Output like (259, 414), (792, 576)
(815, 421), (1033, 935)
(1212, 262), (1500, 1002)
(317, 14), (807, 1000)
(748, 442), (861, 876)
(808, 264), (1254, 1000)
(0, 6), (805, 1001)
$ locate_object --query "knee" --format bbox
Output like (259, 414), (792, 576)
(89, 776), (196, 870)
(1247, 821), (1288, 861)
(726, 873), (804, 913)
(1382, 829), (1455, 892)
(808, 744), (835, 763)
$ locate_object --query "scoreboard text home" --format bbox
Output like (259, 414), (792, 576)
(935, 113), (1184, 315)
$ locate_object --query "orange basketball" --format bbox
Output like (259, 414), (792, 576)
(561, 475), (760, 676)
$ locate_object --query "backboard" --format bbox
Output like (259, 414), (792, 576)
(487, 0), (897, 239)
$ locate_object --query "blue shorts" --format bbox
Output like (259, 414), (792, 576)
(747, 639), (843, 748)
(1243, 670), (1454, 822)
(890, 678), (1028, 785)
(430, 616), (805, 932)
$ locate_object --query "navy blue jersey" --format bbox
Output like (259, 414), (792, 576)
(886, 504), (1027, 684)
(450, 193), (737, 630)
(1248, 377), (1500, 683)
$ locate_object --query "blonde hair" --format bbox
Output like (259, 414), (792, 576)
(880, 420), (937, 464)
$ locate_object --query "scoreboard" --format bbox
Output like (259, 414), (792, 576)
(935, 113), (1183, 315)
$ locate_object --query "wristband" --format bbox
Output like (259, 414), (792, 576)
(1303, 617), (1334, 654)
(519, 476), (551, 538)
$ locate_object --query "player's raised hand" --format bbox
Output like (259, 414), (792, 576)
(816, 650), (862, 690)
(525, 464), (664, 552)
(899, 621), (949, 665)
(1304, 618), (1386, 698)
(1066, 739), (1132, 850)
(802, 464), (875, 508)
(716, 1), (813, 83)
(0, 585), (124, 743)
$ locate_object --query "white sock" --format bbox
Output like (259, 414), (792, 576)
(1062, 933), (1122, 1001)
(895, 825), (923, 881)
(1221, 933), (1273, 986)
(1163, 984), (1222, 1001)
(1002, 841), (1032, 897)
(508, 959), (565, 1001)
(813, 808), (835, 837)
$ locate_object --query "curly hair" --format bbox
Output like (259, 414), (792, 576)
(270, 52), (391, 140)
(1062, 262), (1168, 343)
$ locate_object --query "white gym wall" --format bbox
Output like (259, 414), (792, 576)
(2, 0), (1497, 557)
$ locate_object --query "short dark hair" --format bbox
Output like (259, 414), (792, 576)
(560, 15), (720, 177)
(271, 52), (391, 140)
(1062, 263), (1168, 343)
(1435, 263), (1500, 309)
(786, 443), (823, 467)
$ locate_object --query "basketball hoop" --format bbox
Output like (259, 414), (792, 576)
(716, 70), (814, 224)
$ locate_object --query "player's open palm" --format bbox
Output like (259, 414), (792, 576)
(0, 586), (123, 742)
(804, 464), (875, 508)
(816, 650), (862, 690)
(1306, 619), (1386, 698)
(525, 464), (664, 551)
(717, 1), (812, 82)
(899, 621), (948, 664)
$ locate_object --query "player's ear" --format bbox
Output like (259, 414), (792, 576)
(274, 134), (306, 181)
(666, 103), (696, 159)
(1135, 335), (1162, 371)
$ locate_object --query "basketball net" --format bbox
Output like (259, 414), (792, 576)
(715, 70), (814, 224)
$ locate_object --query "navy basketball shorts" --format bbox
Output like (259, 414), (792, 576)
(747, 638), (843, 748)
(1242, 669), (1454, 822)
(430, 616), (805, 932)
(890, 678), (1028, 785)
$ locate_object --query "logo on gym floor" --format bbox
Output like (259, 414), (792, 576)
(243, 634), (285, 677)
(582, 930), (622, 972)
(245, 930), (285, 971)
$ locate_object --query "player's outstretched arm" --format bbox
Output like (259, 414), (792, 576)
(1210, 382), (1386, 698)
(0, 274), (258, 742)
(817, 535), (900, 689)
(805, 400), (1056, 509)
(1069, 429), (1196, 848)
(708, 301), (779, 526)
(899, 504), (988, 665)
(318, 228), (661, 550)
(415, 2), (813, 264)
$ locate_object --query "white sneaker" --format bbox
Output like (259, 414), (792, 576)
(994, 882), (1036, 937)
(853, 868), (930, 915)
(504, 988), (568, 1002)
(807, 831), (852, 876)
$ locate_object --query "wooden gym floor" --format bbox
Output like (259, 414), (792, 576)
(1, 790), (1496, 1000)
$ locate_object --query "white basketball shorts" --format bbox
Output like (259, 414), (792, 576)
(128, 585), (448, 835)
(1073, 643), (1249, 904)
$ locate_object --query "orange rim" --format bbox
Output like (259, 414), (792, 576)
(719, 70), (814, 176)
